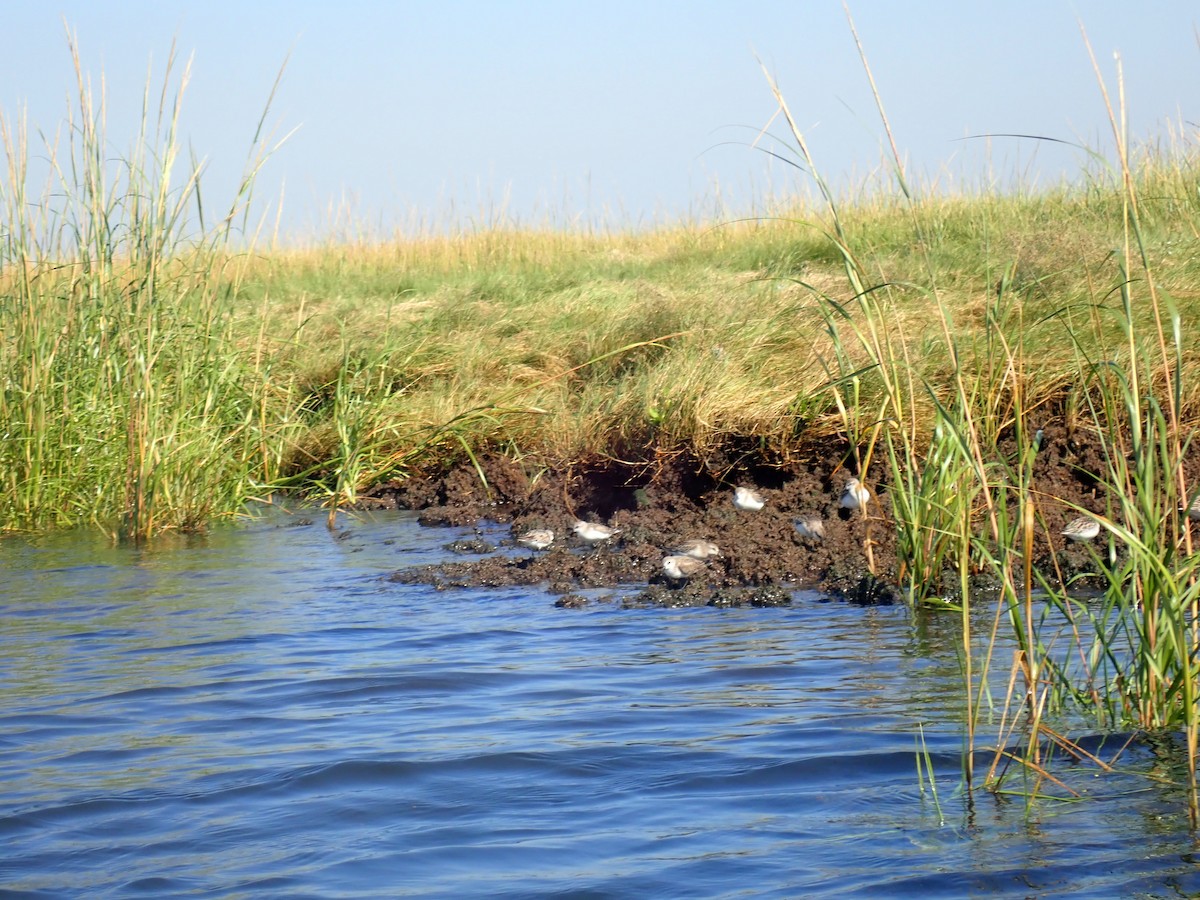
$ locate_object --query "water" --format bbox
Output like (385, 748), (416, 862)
(2, 509), (1198, 897)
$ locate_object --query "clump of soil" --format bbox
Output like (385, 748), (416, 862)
(378, 442), (893, 604)
(372, 430), (1200, 607)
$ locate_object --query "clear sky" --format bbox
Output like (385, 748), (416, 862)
(2, 2), (1197, 240)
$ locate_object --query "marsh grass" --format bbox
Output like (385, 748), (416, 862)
(981, 46), (1200, 811)
(751, 13), (1200, 808)
(0, 36), (286, 540)
(7, 42), (1200, 539)
(219, 145), (1200, 499)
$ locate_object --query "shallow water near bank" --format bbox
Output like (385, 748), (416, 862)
(2, 508), (1198, 897)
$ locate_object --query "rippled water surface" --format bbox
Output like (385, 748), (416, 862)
(3, 509), (1199, 898)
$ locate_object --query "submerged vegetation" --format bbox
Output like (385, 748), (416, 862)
(4, 33), (1200, 808)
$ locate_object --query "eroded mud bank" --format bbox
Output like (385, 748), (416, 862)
(367, 428), (1185, 608)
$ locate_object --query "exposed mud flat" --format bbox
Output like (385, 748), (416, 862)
(370, 429), (1200, 608)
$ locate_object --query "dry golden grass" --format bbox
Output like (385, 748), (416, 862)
(226, 159), (1200, 487)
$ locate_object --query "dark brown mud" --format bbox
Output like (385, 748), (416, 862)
(370, 429), (1200, 608)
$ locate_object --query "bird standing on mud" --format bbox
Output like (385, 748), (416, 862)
(840, 477), (870, 512)
(671, 539), (720, 560)
(794, 515), (825, 541)
(662, 554), (706, 582)
(1061, 516), (1101, 542)
(573, 520), (621, 543)
(733, 486), (765, 511)
(517, 528), (554, 551)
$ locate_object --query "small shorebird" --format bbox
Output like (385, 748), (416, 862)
(1186, 494), (1200, 521)
(1061, 516), (1101, 543)
(840, 477), (870, 512)
(517, 528), (554, 551)
(733, 486), (766, 511)
(671, 539), (721, 560)
(573, 520), (621, 543)
(794, 515), (826, 541)
(662, 554), (706, 581)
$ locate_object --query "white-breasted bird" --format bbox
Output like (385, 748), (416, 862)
(1061, 516), (1101, 543)
(840, 477), (870, 511)
(671, 539), (721, 560)
(662, 554), (706, 581)
(573, 520), (621, 543)
(517, 528), (554, 551)
(794, 515), (826, 541)
(733, 486), (766, 511)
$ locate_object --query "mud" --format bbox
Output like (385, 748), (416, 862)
(371, 428), (1200, 608)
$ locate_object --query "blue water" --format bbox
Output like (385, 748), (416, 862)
(2, 508), (1198, 898)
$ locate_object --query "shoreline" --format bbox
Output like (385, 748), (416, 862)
(369, 427), (1163, 606)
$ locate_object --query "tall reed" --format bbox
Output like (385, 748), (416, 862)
(0, 35), (284, 539)
(759, 8), (1200, 806)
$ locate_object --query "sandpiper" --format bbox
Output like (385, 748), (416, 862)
(517, 528), (554, 551)
(1186, 494), (1200, 521)
(733, 486), (766, 511)
(573, 520), (621, 543)
(671, 539), (721, 560)
(794, 515), (826, 541)
(662, 554), (706, 581)
(840, 477), (870, 511)
(1061, 516), (1101, 543)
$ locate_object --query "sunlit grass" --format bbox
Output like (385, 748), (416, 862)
(6, 34), (1200, 538)
(237, 166), (1200, 476)
(0, 34), (287, 540)
(748, 12), (1200, 810)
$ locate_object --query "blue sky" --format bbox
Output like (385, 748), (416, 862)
(2, 2), (1197, 240)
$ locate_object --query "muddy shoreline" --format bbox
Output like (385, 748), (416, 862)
(364, 428), (1185, 608)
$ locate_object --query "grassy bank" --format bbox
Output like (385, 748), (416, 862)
(4, 48), (1199, 533)
(240, 159), (1200, 473)
(5, 121), (1200, 531)
(242, 164), (1196, 511)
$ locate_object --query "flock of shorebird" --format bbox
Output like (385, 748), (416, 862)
(513, 477), (1200, 582)
(515, 476), (874, 584)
